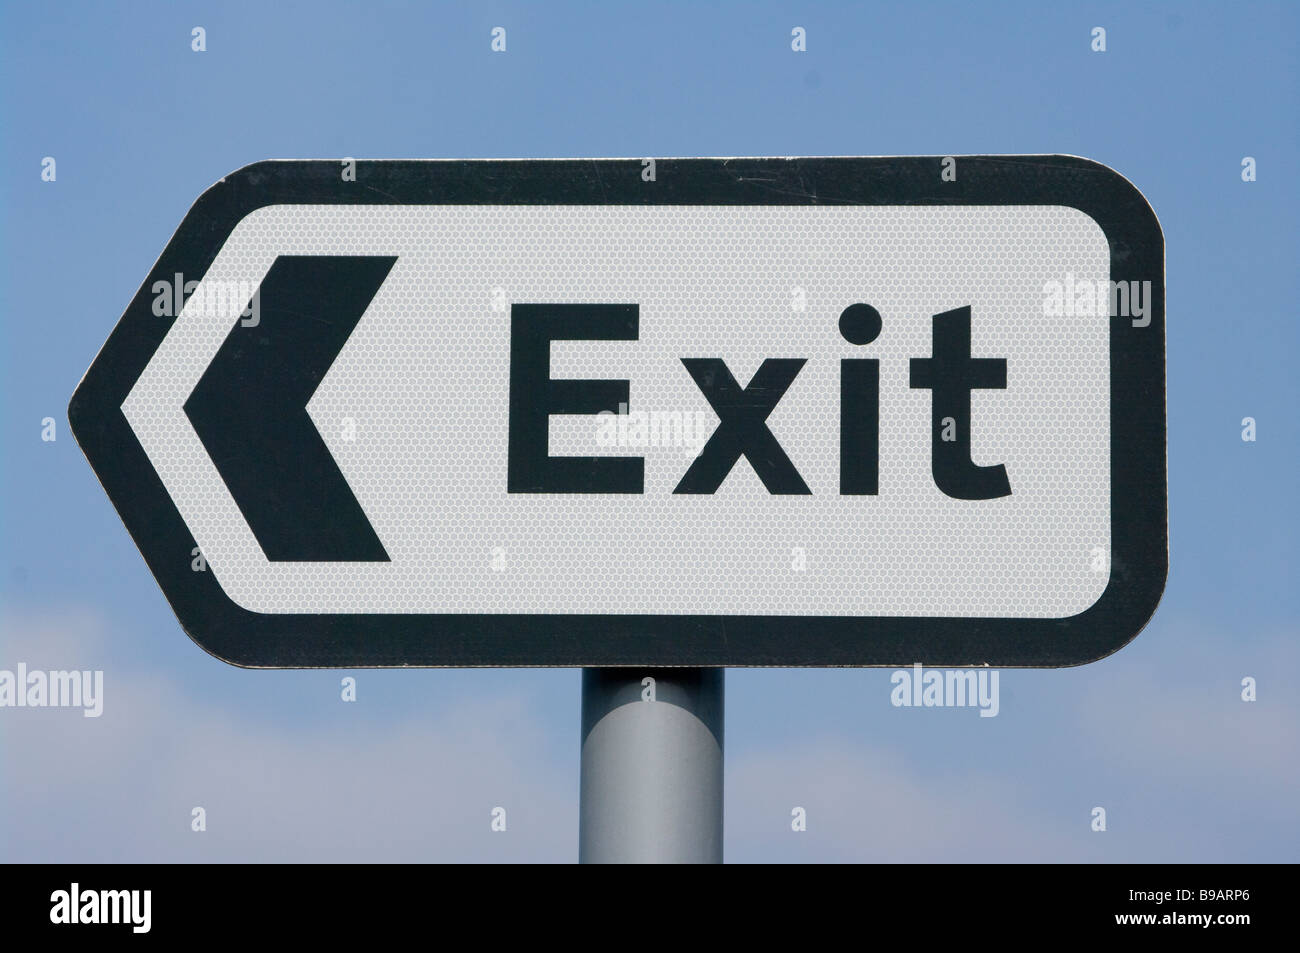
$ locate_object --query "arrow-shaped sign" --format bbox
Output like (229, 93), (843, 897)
(69, 157), (1167, 668)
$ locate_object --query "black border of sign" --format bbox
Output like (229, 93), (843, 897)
(68, 156), (1167, 669)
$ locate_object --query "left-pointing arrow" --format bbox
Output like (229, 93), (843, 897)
(183, 255), (395, 562)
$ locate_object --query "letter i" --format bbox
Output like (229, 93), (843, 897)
(839, 304), (883, 494)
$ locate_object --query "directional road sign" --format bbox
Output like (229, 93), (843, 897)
(69, 157), (1166, 667)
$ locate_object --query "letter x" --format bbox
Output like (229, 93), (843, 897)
(674, 358), (811, 495)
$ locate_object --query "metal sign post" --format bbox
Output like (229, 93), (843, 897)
(580, 668), (724, 864)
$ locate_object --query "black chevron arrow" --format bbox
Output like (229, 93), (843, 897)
(183, 255), (395, 562)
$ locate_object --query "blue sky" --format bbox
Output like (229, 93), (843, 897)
(2, 1), (1296, 861)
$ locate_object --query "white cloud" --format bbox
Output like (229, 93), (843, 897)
(3, 609), (1295, 862)
(1, 608), (575, 862)
(724, 621), (1300, 863)
(726, 740), (1104, 863)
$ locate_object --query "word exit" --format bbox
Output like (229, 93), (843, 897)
(508, 302), (1013, 500)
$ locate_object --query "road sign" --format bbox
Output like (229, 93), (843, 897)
(69, 156), (1166, 668)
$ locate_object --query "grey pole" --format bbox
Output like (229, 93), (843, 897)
(579, 668), (724, 864)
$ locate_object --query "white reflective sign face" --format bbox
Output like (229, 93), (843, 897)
(127, 204), (1111, 618)
(70, 158), (1166, 667)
